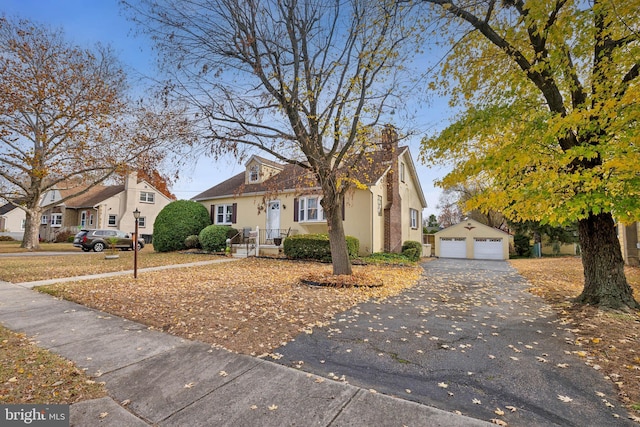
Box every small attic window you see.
[249,165,259,182]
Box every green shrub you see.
[401,240,423,261]
[227,228,240,239]
[0,235,15,241]
[199,225,232,252]
[364,252,413,265]
[153,200,211,252]
[514,233,531,257]
[184,235,200,249]
[54,230,74,243]
[283,234,359,261]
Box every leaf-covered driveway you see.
[273,259,635,427]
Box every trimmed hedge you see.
[401,240,423,262]
[199,225,232,252]
[153,200,211,252]
[283,233,359,261]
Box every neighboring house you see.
[618,222,639,267]
[0,203,26,240]
[192,129,427,256]
[39,172,173,242]
[434,218,510,260]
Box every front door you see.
[266,200,280,241]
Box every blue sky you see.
[2,0,452,218]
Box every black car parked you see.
[73,229,144,252]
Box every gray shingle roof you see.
[192,149,405,201]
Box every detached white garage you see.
[435,219,510,260]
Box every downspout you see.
[370,190,375,254]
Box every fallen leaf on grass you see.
[494,408,505,416]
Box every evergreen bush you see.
[401,240,423,261]
[153,200,211,252]
[199,225,232,252]
[514,233,531,257]
[283,234,359,261]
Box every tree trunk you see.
[576,212,640,310]
[321,189,352,276]
[327,208,352,275]
[21,210,41,250]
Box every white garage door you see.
[473,238,504,260]
[440,238,467,258]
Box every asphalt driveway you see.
[274,259,634,426]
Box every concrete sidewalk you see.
[0,279,490,426]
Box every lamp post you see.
[133,208,140,279]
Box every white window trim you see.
[249,165,259,182]
[89,213,94,226]
[108,214,117,227]
[298,196,325,223]
[140,191,155,203]
[215,204,233,225]
[51,213,63,227]
[138,216,146,228]
[41,215,48,225]
[80,211,87,227]
[410,208,418,229]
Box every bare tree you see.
[121,0,424,275]
[0,16,190,249]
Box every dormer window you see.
[249,165,259,182]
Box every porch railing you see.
[259,228,297,245]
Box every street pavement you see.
[274,259,635,426]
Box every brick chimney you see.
[382,125,402,253]
[381,124,399,162]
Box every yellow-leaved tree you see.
[420,0,639,309]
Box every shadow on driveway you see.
[274,259,634,426]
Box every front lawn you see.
[37,258,423,356]
[510,257,640,415]
[0,326,106,404]
[0,248,225,283]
